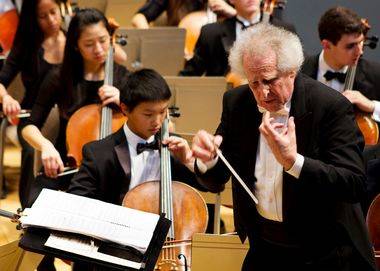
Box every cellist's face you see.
[122,100,169,140]
[323,33,364,69]
[77,22,110,66]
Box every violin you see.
[122,110,208,271]
[345,19,379,145]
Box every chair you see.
[366,193,380,268]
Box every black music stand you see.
[18,214,171,271]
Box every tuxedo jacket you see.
[196,74,376,270]
[179,16,296,76]
[67,128,205,205]
[301,54,380,101]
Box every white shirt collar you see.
[123,123,155,152]
[236,13,261,27]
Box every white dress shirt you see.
[317,51,380,121]
[254,103,304,222]
[235,14,261,39]
[123,123,160,190]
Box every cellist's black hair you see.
[318,6,367,45]
[120,69,171,112]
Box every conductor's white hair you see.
[229,23,304,77]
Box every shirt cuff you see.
[285,153,304,179]
[372,100,380,122]
[195,157,219,174]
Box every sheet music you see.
[20,189,159,253]
[45,233,142,269]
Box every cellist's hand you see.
[342,90,375,113]
[98,85,120,106]
[41,141,64,178]
[163,136,194,165]
[1,94,21,118]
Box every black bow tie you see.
[136,140,159,154]
[236,18,256,30]
[323,70,347,83]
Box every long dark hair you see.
[12,0,62,68]
[59,8,111,114]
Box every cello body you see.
[123,181,208,270]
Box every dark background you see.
[280,0,379,62]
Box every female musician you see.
[0,0,65,209]
[21,8,129,180]
[131,0,236,28]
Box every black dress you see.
[0,46,58,208]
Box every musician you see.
[0,0,65,209]
[20,8,129,190]
[301,6,380,125]
[131,0,236,28]
[68,68,204,204]
[179,0,296,76]
[191,23,376,270]
[301,6,380,213]
[67,69,206,270]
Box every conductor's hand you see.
[191,130,223,163]
[259,112,297,170]
[2,94,21,118]
[41,142,64,178]
[342,90,375,113]
[163,136,193,165]
[98,85,120,106]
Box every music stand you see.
[191,233,249,271]
[19,214,171,271]
[164,76,227,134]
[116,28,186,75]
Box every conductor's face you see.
[243,50,296,112]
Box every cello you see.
[65,20,127,166]
[122,112,208,271]
[366,193,380,268]
[344,19,379,145]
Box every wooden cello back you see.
[366,193,380,268]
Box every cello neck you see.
[99,46,114,139]
[343,65,356,91]
[160,114,175,239]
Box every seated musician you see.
[66,68,206,271]
[179,0,296,76]
[20,8,129,201]
[190,23,376,270]
[301,6,380,213]
[67,68,205,203]
[131,0,236,29]
[302,6,380,128]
